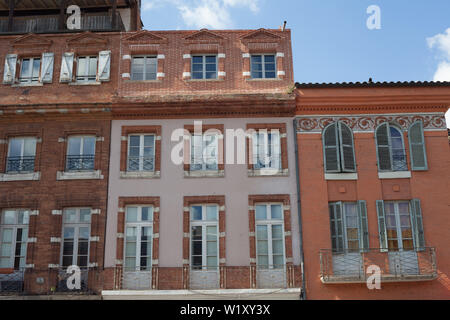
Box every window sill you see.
[68,81,102,86]
[378,171,411,179]
[57,170,104,180]
[12,83,44,87]
[185,79,224,82]
[184,170,224,178]
[0,172,40,181]
[120,171,161,179]
[248,168,288,177]
[325,173,358,180]
[246,78,282,81]
[123,80,162,83]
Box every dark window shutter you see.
[376,123,392,171]
[338,122,356,172]
[323,123,340,173]
[376,200,388,252]
[329,202,344,253]
[410,199,425,251]
[408,121,428,171]
[357,200,369,251]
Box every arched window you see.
[408,121,428,171]
[375,123,407,171]
[322,121,356,173]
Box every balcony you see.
[66,155,95,172]
[319,248,437,284]
[0,13,125,34]
[127,156,155,172]
[6,156,35,173]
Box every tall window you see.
[66,136,96,171]
[0,210,29,269]
[76,56,97,83]
[251,54,276,79]
[127,135,155,172]
[19,57,40,84]
[375,123,407,172]
[329,201,369,253]
[323,122,356,173]
[190,205,218,270]
[255,204,285,269]
[6,137,36,173]
[61,208,91,268]
[124,206,153,272]
[131,56,157,81]
[191,55,217,79]
[252,130,281,170]
[190,133,218,171]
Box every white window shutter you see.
[272,130,281,170]
[40,52,54,83]
[3,54,17,84]
[97,50,111,82]
[251,131,258,167]
[60,52,74,83]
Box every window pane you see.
[265,71,276,78]
[205,63,216,72]
[272,225,283,239]
[207,242,217,255]
[205,56,216,63]
[125,242,136,256]
[191,206,202,221]
[258,255,269,268]
[141,226,152,241]
[257,240,268,254]
[191,226,202,240]
[32,58,41,77]
[206,206,218,221]
[8,139,22,157]
[125,257,136,269]
[206,226,217,241]
[207,256,217,268]
[141,207,153,221]
[126,227,137,241]
[271,205,282,219]
[273,255,284,268]
[192,241,202,255]
[192,63,203,72]
[192,72,203,79]
[80,209,91,223]
[88,57,97,76]
[126,207,138,222]
[77,57,86,75]
[64,209,77,223]
[144,135,154,147]
[251,55,262,63]
[83,137,96,155]
[78,241,89,255]
[68,137,81,155]
[21,59,30,78]
[0,243,11,256]
[79,227,89,240]
[63,227,74,239]
[256,225,268,240]
[63,241,73,255]
[18,211,29,225]
[78,255,88,267]
[129,135,140,147]
[62,256,73,267]
[205,72,216,79]
[192,56,203,63]
[3,211,16,224]
[23,139,36,156]
[255,205,267,220]
[264,55,275,63]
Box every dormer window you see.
[251,54,276,79]
[19,58,41,84]
[192,55,217,79]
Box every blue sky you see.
[141,0,450,126]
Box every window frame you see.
[127,134,156,172]
[255,203,285,270]
[6,137,37,174]
[0,209,29,269]
[19,57,41,84]
[250,54,277,79]
[189,204,219,271]
[375,123,408,172]
[190,132,219,171]
[123,205,154,272]
[60,208,91,268]
[191,54,217,80]
[252,129,281,171]
[384,201,414,252]
[66,135,96,172]
[130,55,158,81]
[76,56,98,83]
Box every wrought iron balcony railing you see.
[0,269,25,293]
[392,153,408,171]
[65,155,95,171]
[319,247,437,284]
[6,156,35,173]
[127,156,155,172]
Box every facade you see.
[295,82,450,299]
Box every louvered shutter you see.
[329,202,344,253]
[408,121,428,171]
[323,123,340,172]
[97,50,111,82]
[40,52,54,83]
[376,123,392,171]
[358,200,369,251]
[339,122,356,172]
[410,199,425,251]
[271,130,281,170]
[376,200,388,252]
[3,54,17,84]
[60,52,74,83]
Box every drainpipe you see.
[293,118,307,300]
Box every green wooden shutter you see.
[358,200,369,252]
[376,123,392,171]
[323,123,340,173]
[410,199,425,251]
[329,202,344,253]
[339,122,356,172]
[408,121,428,171]
[376,200,388,252]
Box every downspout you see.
[293,117,307,300]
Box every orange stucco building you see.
[295,82,450,299]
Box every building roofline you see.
[295,81,450,89]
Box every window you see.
[408,121,428,171]
[76,56,97,83]
[190,133,218,171]
[329,201,369,253]
[0,209,29,269]
[124,206,153,271]
[6,137,36,173]
[66,136,96,171]
[323,122,356,173]
[61,208,91,268]
[131,56,157,81]
[251,54,276,79]
[255,204,285,269]
[127,135,155,172]
[190,205,218,270]
[251,129,281,170]
[192,55,217,79]
[19,58,41,84]
[376,123,407,172]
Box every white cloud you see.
[427,28,450,81]
[141,0,260,29]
